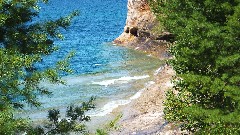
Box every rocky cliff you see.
[114,0,172,59]
[114,0,156,44]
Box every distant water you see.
[19,0,163,126]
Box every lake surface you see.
[19,0,163,130]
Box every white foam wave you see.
[130,81,155,100]
[135,47,140,50]
[130,89,144,100]
[87,100,131,117]
[88,90,144,116]
[92,75,150,86]
[147,54,152,57]
[88,80,156,116]
[154,66,164,75]
[94,64,102,66]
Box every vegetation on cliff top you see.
[150,0,240,134]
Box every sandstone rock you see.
[114,0,156,44]
[113,0,171,60]
[126,0,155,28]
[138,30,151,38]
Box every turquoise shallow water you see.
[18,0,163,124]
[20,46,163,120]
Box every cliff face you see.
[125,0,155,29]
[114,0,156,44]
[114,0,172,59]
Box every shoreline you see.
[108,40,182,134]
[111,65,177,134]
[107,1,178,133]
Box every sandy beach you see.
[109,39,183,135]
[111,65,176,134]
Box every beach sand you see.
[108,39,184,134]
[111,65,181,135]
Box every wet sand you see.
[111,65,181,135]
[108,39,184,134]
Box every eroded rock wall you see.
[114,0,156,44]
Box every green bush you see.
[149,0,240,134]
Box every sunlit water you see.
[17,0,164,131]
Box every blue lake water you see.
[19,0,163,126]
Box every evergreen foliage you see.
[0,0,96,134]
[0,0,78,109]
[27,97,95,135]
[149,0,240,134]
[0,107,29,134]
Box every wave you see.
[130,81,155,100]
[87,93,139,117]
[92,75,150,86]
[130,89,144,100]
[94,64,102,66]
[88,80,156,117]
[154,65,165,75]
[87,100,131,117]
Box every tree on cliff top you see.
[0,0,95,134]
[149,0,240,134]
